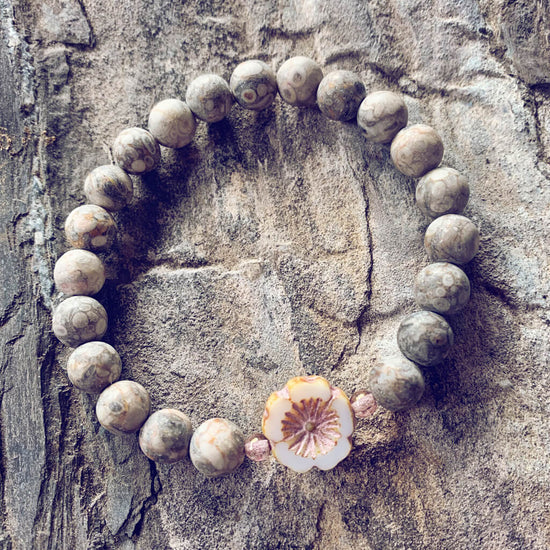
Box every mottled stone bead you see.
[139,409,193,463]
[415,262,471,315]
[84,165,133,211]
[96,380,151,435]
[67,341,122,393]
[148,99,197,148]
[230,60,277,111]
[350,390,378,418]
[52,296,108,347]
[185,74,234,123]
[112,128,161,175]
[54,249,105,296]
[316,70,366,121]
[390,124,444,177]
[277,56,323,107]
[190,418,245,477]
[357,91,408,143]
[424,214,480,265]
[416,167,470,218]
[65,204,116,251]
[368,356,425,411]
[397,311,454,367]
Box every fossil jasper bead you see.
[425,214,480,264]
[148,99,197,148]
[397,311,454,367]
[113,128,161,174]
[277,56,323,107]
[67,341,122,393]
[52,296,108,347]
[416,167,470,218]
[185,74,234,123]
[96,380,151,435]
[230,60,277,111]
[357,91,408,143]
[316,70,366,121]
[415,262,471,314]
[190,418,245,477]
[84,165,133,211]
[65,204,116,251]
[391,124,444,177]
[139,409,193,463]
[54,249,105,296]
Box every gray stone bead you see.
[316,70,366,121]
[277,56,323,107]
[52,296,108,348]
[96,380,151,435]
[148,98,197,148]
[67,341,122,393]
[139,409,193,463]
[112,127,161,175]
[84,164,134,211]
[54,249,105,296]
[185,74,234,123]
[424,214,480,265]
[368,355,425,411]
[397,311,454,367]
[64,204,117,251]
[230,60,277,111]
[190,418,245,477]
[390,124,444,177]
[416,167,470,218]
[415,262,471,315]
[357,91,408,143]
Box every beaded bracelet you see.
[51,56,480,476]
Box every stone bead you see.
[112,128,161,175]
[148,99,197,148]
[52,296,108,348]
[53,249,105,297]
[84,165,133,211]
[67,341,122,393]
[350,390,378,419]
[277,56,323,107]
[64,204,116,251]
[230,60,277,111]
[96,380,151,435]
[390,124,444,177]
[368,356,425,412]
[397,311,454,367]
[415,262,471,315]
[357,91,408,143]
[185,74,234,123]
[139,409,193,463]
[189,418,245,477]
[244,433,271,462]
[416,167,470,218]
[316,70,366,121]
[424,214,480,265]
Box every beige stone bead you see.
[357,91,408,143]
[416,167,470,218]
[84,165,133,212]
[230,60,277,111]
[185,74,234,122]
[112,128,161,174]
[54,249,105,296]
[277,56,323,107]
[148,99,197,148]
[316,70,366,121]
[64,204,116,251]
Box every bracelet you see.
[51,56,480,476]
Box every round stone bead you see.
[65,204,116,251]
[425,214,480,265]
[277,56,323,107]
[185,74,234,123]
[397,311,454,367]
[416,167,470,218]
[230,60,277,111]
[189,418,245,477]
[139,409,193,463]
[148,99,197,148]
[67,341,122,393]
[84,165,133,212]
[357,91,408,143]
[52,296,108,347]
[112,128,161,175]
[54,249,105,296]
[369,356,425,412]
[96,380,151,435]
[316,70,366,121]
[415,262,471,315]
[390,124,444,177]
[244,433,271,462]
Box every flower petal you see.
[272,441,315,473]
[313,436,352,471]
[330,390,355,437]
[287,376,331,403]
[262,393,292,442]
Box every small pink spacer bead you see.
[244,433,271,462]
[350,390,378,419]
